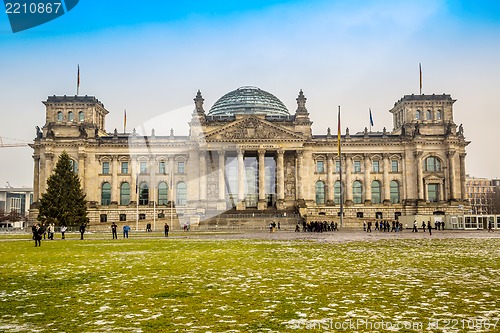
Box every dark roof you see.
[46,95,105,108]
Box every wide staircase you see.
[198,208,302,230]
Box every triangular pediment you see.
[423,173,444,181]
[203,116,306,142]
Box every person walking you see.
[422,221,426,232]
[488,220,494,232]
[34,223,43,247]
[61,224,67,239]
[79,223,86,240]
[427,221,432,236]
[412,220,418,232]
[111,222,118,239]
[164,223,169,237]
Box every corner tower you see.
[42,95,109,139]
[389,94,456,136]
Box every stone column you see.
[364,154,372,204]
[415,151,424,200]
[257,149,266,210]
[237,149,245,210]
[78,153,86,192]
[131,157,138,204]
[447,150,456,201]
[459,153,467,200]
[44,152,54,192]
[111,156,118,204]
[199,151,207,202]
[33,154,40,202]
[345,154,353,204]
[326,154,334,204]
[383,153,390,204]
[276,149,285,209]
[217,150,226,210]
[296,151,304,200]
[149,156,155,205]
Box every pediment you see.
[203,116,306,142]
[423,173,444,181]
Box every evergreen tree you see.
[38,151,88,227]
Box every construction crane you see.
[0,136,30,148]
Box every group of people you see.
[110,222,131,238]
[411,220,444,235]
[295,220,339,233]
[364,220,403,233]
[32,222,67,246]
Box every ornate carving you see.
[208,117,302,141]
[284,155,296,199]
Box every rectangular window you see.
[178,161,185,174]
[100,214,107,223]
[121,162,129,174]
[372,161,380,172]
[316,160,324,173]
[354,161,361,173]
[159,161,166,174]
[140,162,148,174]
[102,162,110,174]
[119,214,126,221]
[335,161,340,173]
[428,184,439,202]
[391,160,398,172]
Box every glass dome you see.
[208,86,290,117]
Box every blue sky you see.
[1,0,500,186]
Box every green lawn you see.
[0,235,499,332]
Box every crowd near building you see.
[29,86,474,228]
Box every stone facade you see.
[30,88,470,227]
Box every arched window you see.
[390,180,400,203]
[334,181,341,204]
[426,110,432,120]
[176,182,187,206]
[139,183,149,205]
[425,157,441,172]
[69,159,78,174]
[353,181,363,204]
[57,111,63,122]
[68,111,74,122]
[158,182,168,205]
[416,110,421,120]
[120,182,130,206]
[315,181,325,205]
[371,180,381,204]
[436,110,442,120]
[78,111,84,122]
[101,182,111,206]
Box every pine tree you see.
[38,151,88,227]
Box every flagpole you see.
[170,163,173,231]
[123,109,127,134]
[369,108,372,133]
[76,64,80,96]
[338,105,343,228]
[136,173,139,231]
[153,181,156,232]
[419,63,422,95]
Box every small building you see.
[0,187,33,228]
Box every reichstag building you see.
[30,86,470,227]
